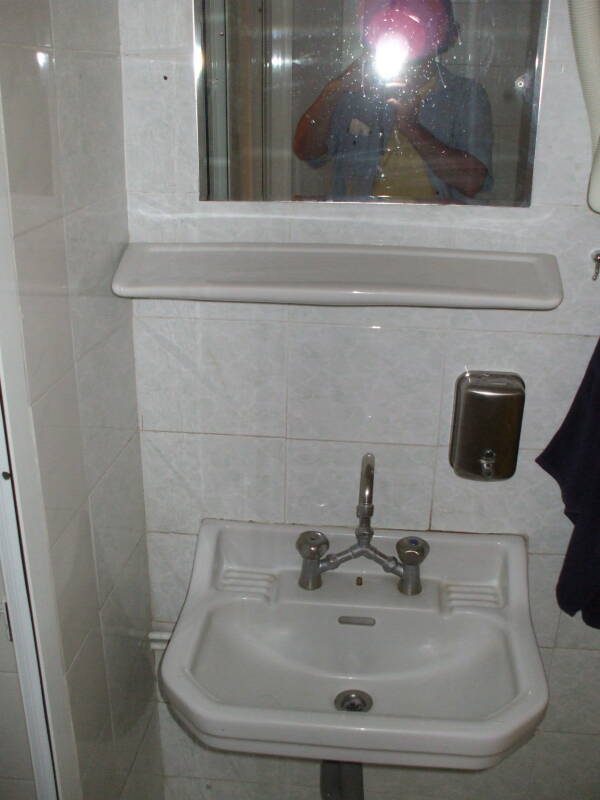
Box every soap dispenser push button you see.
[450,371,525,481]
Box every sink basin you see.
[160,520,548,769]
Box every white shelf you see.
[113,242,563,309]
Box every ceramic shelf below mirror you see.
[113,242,563,310]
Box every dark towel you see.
[536,337,600,628]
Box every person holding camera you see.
[293,0,492,203]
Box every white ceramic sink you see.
[160,520,548,769]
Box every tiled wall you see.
[122,0,600,798]
[0,1,152,797]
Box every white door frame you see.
[0,404,58,800]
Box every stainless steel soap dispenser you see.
[449,371,525,481]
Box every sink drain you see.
[334,689,373,712]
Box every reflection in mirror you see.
[195,0,548,205]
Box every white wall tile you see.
[89,435,146,604]
[51,505,99,668]
[446,214,600,339]
[439,331,596,449]
[65,627,112,780]
[119,0,193,54]
[142,432,285,533]
[123,773,316,800]
[120,770,164,800]
[134,703,281,782]
[55,51,125,213]
[364,734,536,800]
[0,673,33,780]
[540,647,553,678]
[368,793,438,800]
[0,779,37,800]
[532,60,591,209]
[286,304,452,330]
[286,440,435,530]
[528,555,562,648]
[134,299,289,323]
[65,192,129,359]
[32,368,87,543]
[0,43,63,234]
[287,324,445,445]
[555,610,600,650]
[100,538,153,773]
[147,533,196,623]
[287,202,542,253]
[121,55,197,194]
[51,0,120,52]
[13,218,73,402]
[126,193,294,243]
[431,448,572,552]
[530,732,600,799]
[545,0,571,66]
[135,317,287,436]
[543,649,600,734]
[80,719,124,800]
[0,0,52,47]
[77,323,138,490]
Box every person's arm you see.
[388,93,488,198]
[293,61,362,162]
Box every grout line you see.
[140,429,440,447]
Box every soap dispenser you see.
[449,371,525,481]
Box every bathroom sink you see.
[160,520,547,769]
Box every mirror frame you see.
[193,0,550,206]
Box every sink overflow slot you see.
[338,616,376,626]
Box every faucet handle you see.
[296,530,329,560]
[396,536,430,566]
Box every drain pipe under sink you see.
[321,761,364,800]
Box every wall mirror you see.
[194,0,548,205]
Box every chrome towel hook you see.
[592,251,600,281]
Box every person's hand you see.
[386,90,422,133]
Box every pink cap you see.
[362,0,452,61]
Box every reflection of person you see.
[293,0,492,202]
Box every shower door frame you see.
[0,396,58,800]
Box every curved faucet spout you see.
[358,453,375,508]
[356,453,375,544]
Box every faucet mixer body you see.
[296,453,429,595]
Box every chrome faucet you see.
[296,453,429,595]
[355,453,375,546]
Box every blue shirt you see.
[312,66,493,203]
